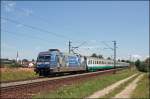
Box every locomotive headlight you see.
[45,62,50,64]
[37,62,42,65]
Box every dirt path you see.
[114,74,144,98]
[87,73,138,98]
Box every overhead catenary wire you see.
[101,41,114,50]
[1,17,72,40]
[2,30,58,47]
[3,30,60,45]
[14,7,83,43]
[1,17,116,58]
[1,17,90,53]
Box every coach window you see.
[88,60,90,64]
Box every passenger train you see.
[34,49,129,76]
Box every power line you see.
[3,30,57,43]
[2,30,57,46]
[15,8,83,43]
[69,41,71,53]
[16,8,57,27]
[101,41,113,50]
[1,17,71,40]
[112,40,117,74]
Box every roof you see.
[39,51,51,55]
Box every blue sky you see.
[1,1,149,61]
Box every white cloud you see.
[2,1,33,18]
[90,40,97,43]
[132,54,141,59]
[130,54,143,61]
[16,24,23,28]
[1,19,7,24]
[146,55,149,58]
[21,8,33,16]
[2,1,16,12]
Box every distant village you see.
[1,58,36,68]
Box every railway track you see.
[0,68,124,98]
[1,76,44,84]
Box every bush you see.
[135,59,149,72]
[10,63,22,67]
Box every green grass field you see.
[1,68,38,82]
[131,73,149,98]
[33,68,138,98]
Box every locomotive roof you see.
[39,51,51,55]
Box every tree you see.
[126,60,130,63]
[107,57,111,60]
[32,59,35,62]
[144,57,150,64]
[135,59,141,68]
[135,59,149,72]
[12,59,16,63]
[22,59,28,62]
[91,53,97,58]
[98,55,103,59]
[144,57,150,72]
[121,60,125,62]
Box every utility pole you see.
[112,41,116,74]
[16,51,19,63]
[102,40,117,74]
[129,54,132,70]
[69,41,71,53]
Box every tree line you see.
[135,57,149,72]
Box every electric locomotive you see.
[34,49,87,76]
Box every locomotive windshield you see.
[37,55,50,62]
